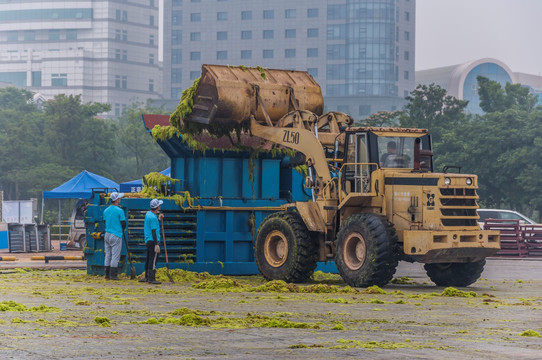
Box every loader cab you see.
[342,128,433,193]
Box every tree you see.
[360,111,402,127]
[113,101,169,181]
[398,84,470,172]
[43,94,111,168]
[477,76,537,114]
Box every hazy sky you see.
[416,0,542,75]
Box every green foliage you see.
[477,76,537,113]
[113,100,169,181]
[359,110,402,127]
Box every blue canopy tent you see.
[119,168,170,193]
[43,170,119,200]
[41,170,119,234]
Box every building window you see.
[217,51,227,60]
[49,30,60,41]
[263,30,274,39]
[150,15,155,26]
[7,31,17,42]
[115,75,121,88]
[285,9,296,18]
[51,73,67,87]
[172,30,182,45]
[115,29,121,40]
[173,0,182,5]
[122,11,128,22]
[190,71,200,80]
[66,29,77,40]
[241,50,252,59]
[172,49,182,64]
[115,49,121,60]
[122,76,127,88]
[404,31,410,41]
[327,44,345,59]
[263,10,274,19]
[307,8,319,18]
[122,30,127,41]
[263,49,273,59]
[307,48,318,58]
[172,11,182,25]
[327,24,346,40]
[149,35,155,45]
[404,70,409,80]
[307,28,318,38]
[328,4,347,20]
[24,31,35,41]
[150,0,155,7]
[405,11,410,21]
[217,31,228,40]
[115,103,121,116]
[285,49,296,58]
[122,50,127,61]
[191,13,201,22]
[32,71,42,86]
[307,68,318,78]
[404,51,409,61]
[241,31,252,40]
[241,11,252,20]
[190,32,201,41]
[359,105,371,116]
[285,29,296,38]
[149,79,154,92]
[217,12,227,21]
[149,54,154,64]
[116,10,121,20]
[337,105,349,114]
[172,69,182,83]
[190,0,199,2]
[190,51,200,60]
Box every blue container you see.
[60,243,67,251]
[83,129,336,276]
[0,230,8,249]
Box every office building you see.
[163,0,416,120]
[0,0,161,117]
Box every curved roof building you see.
[416,58,517,114]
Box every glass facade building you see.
[162,0,416,120]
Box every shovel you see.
[122,231,136,280]
[160,217,174,283]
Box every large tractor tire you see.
[255,211,317,283]
[424,260,486,287]
[335,213,399,288]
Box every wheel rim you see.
[343,232,366,271]
[264,230,288,267]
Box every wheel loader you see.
[178,64,501,287]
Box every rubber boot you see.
[109,267,120,280]
[147,270,161,285]
[104,266,110,280]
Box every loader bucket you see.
[187,64,324,126]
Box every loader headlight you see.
[466,177,473,186]
[444,177,451,186]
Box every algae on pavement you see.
[0,265,541,359]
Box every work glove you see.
[154,244,160,254]
[91,232,104,240]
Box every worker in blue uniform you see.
[143,198,163,284]
[103,192,125,280]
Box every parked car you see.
[477,208,536,228]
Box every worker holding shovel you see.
[142,198,163,284]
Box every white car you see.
[477,208,536,228]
